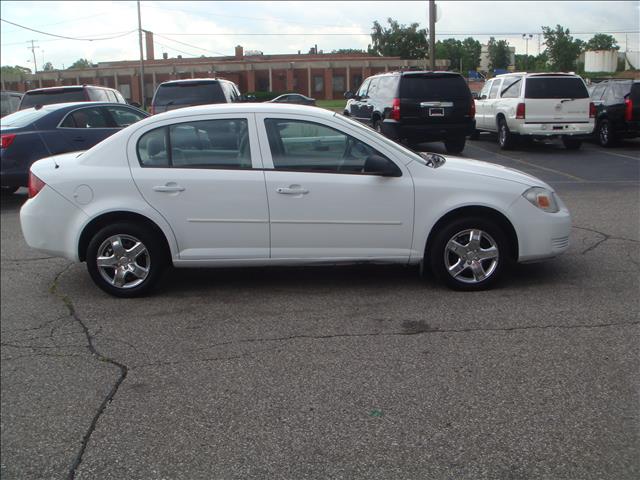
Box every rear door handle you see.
[276,187,309,195]
[153,183,185,193]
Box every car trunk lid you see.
[524,75,591,124]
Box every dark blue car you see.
[1,102,148,193]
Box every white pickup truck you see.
[473,72,595,150]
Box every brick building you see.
[1,40,449,104]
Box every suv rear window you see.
[525,77,588,99]
[153,82,226,107]
[400,75,469,99]
[20,89,87,108]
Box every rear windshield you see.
[153,82,226,106]
[20,89,86,108]
[1,108,49,128]
[400,75,469,99]
[525,77,589,99]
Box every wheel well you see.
[425,206,519,261]
[496,113,506,128]
[78,211,172,262]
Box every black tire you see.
[497,118,516,150]
[86,222,167,298]
[444,136,466,154]
[428,216,511,291]
[562,136,582,150]
[469,129,480,140]
[1,186,19,195]
[372,117,382,134]
[596,119,616,147]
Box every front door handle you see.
[276,186,309,195]
[153,183,185,193]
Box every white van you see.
[473,73,595,150]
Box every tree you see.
[436,38,462,71]
[541,25,582,71]
[369,18,428,59]
[585,34,619,51]
[42,62,55,71]
[67,58,92,69]
[331,48,367,55]
[461,37,482,72]
[515,54,536,71]
[487,37,511,70]
[1,65,31,80]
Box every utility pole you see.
[429,0,436,70]
[137,0,146,109]
[28,40,39,73]
[522,34,533,70]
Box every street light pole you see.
[522,33,533,70]
[429,0,436,70]
[137,0,146,109]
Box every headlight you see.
[523,187,560,213]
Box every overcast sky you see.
[1,1,638,70]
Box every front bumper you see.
[382,119,476,142]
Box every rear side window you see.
[20,89,86,108]
[137,118,251,169]
[525,77,589,99]
[60,107,111,128]
[400,75,469,100]
[91,89,110,101]
[105,106,146,127]
[153,82,226,108]
[500,77,522,99]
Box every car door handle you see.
[276,187,309,195]
[153,184,185,193]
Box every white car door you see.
[127,113,270,260]
[475,80,492,130]
[255,113,414,261]
[486,79,503,131]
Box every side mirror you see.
[363,155,401,177]
[242,94,256,102]
[344,91,354,99]
[471,92,478,100]
[129,101,141,108]
[478,94,487,100]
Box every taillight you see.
[469,97,476,118]
[28,171,46,198]
[624,98,633,121]
[1,133,16,149]
[516,103,526,119]
[390,98,401,121]
[590,102,597,119]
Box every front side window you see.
[357,79,371,98]
[479,80,492,99]
[105,106,147,127]
[501,78,522,98]
[264,118,393,174]
[60,107,111,128]
[136,118,251,169]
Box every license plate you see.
[429,108,444,117]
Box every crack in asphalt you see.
[48,264,129,480]
[573,225,639,255]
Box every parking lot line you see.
[582,146,640,161]
[465,143,588,183]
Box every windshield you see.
[525,77,589,99]
[154,82,226,106]
[0,108,49,128]
[20,89,86,108]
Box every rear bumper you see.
[516,121,594,137]
[381,119,475,142]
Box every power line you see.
[154,33,228,57]
[0,18,137,41]
[155,30,638,37]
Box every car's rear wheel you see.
[562,136,582,150]
[498,118,516,150]
[86,223,167,297]
[444,137,466,154]
[596,119,615,147]
[428,217,510,291]
[372,118,382,134]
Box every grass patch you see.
[316,99,347,110]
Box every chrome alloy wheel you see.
[444,229,499,284]
[599,121,609,145]
[96,234,150,289]
[499,123,507,146]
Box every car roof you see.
[149,102,330,120]
[158,78,232,86]
[24,85,114,93]
[21,101,143,113]
[494,72,581,78]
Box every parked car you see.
[1,91,23,117]
[19,85,127,110]
[343,71,476,154]
[20,103,570,297]
[1,102,148,193]
[473,72,595,150]
[151,78,250,114]
[269,93,316,105]
[589,79,640,147]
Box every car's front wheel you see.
[86,223,167,297]
[428,217,510,291]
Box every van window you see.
[20,88,86,108]
[153,82,226,108]
[525,76,589,99]
[501,78,521,98]
[400,75,469,100]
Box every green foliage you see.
[585,34,619,52]
[42,62,55,71]
[487,37,511,70]
[436,38,462,71]
[369,18,428,59]
[1,65,31,79]
[515,54,536,71]
[541,25,582,71]
[67,58,93,70]
[461,37,482,72]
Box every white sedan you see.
[20,104,571,297]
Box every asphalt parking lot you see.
[1,137,638,479]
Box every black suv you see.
[19,85,127,110]
[344,71,475,154]
[589,79,640,147]
[151,78,250,114]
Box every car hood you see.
[436,156,551,189]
